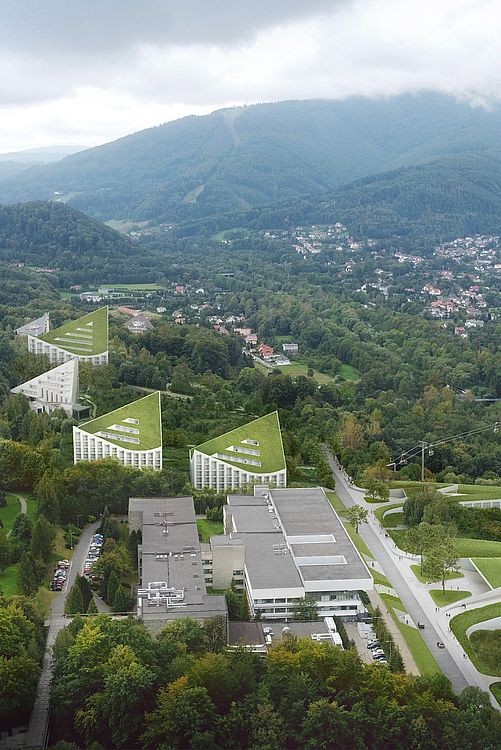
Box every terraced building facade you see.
[73,392,162,470]
[190,412,287,490]
[27,307,108,365]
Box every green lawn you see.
[382,512,404,527]
[102,283,163,291]
[344,522,375,560]
[276,363,336,385]
[471,558,501,588]
[40,306,108,356]
[339,364,360,381]
[253,359,336,386]
[371,569,391,587]
[375,503,404,527]
[25,495,38,522]
[380,593,441,675]
[388,481,501,502]
[80,392,162,451]
[196,518,224,542]
[392,531,501,560]
[429,590,471,606]
[450,602,501,676]
[195,411,285,474]
[490,682,501,708]
[326,492,346,514]
[0,564,19,596]
[0,494,21,532]
[410,564,463,584]
[452,538,501,558]
[397,622,442,675]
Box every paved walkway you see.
[367,589,419,674]
[24,522,99,749]
[328,454,469,691]
[328,453,501,707]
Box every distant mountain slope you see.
[0,201,158,285]
[2,94,501,223]
[173,154,501,247]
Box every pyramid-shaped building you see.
[11,359,79,417]
[73,392,162,470]
[27,307,108,366]
[190,411,286,490]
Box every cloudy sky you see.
[1,0,500,152]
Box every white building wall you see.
[11,359,79,417]
[190,449,286,491]
[27,336,108,366]
[73,426,162,470]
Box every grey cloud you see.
[1,1,342,55]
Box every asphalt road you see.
[51,521,100,617]
[328,454,469,692]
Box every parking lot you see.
[83,532,104,580]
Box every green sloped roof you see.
[79,392,162,451]
[195,412,286,473]
[39,307,108,355]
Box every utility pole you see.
[420,441,427,482]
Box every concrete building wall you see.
[27,335,108,366]
[73,427,162,470]
[210,543,245,590]
[190,449,286,491]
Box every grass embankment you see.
[452,538,501,558]
[375,503,403,526]
[326,492,347,514]
[196,518,224,543]
[429,590,471,606]
[410,564,463,584]
[450,602,501,676]
[379,593,441,675]
[388,481,501,501]
[471,558,501,588]
[490,682,501,707]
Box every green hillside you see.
[0,201,162,285]
[4,94,501,223]
[177,153,501,248]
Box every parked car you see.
[372,649,385,658]
[263,627,274,636]
[367,641,381,649]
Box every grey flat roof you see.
[227,494,263,506]
[130,497,214,609]
[229,621,265,646]
[241,532,303,589]
[228,503,279,533]
[269,488,370,582]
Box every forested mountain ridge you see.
[0,201,160,285]
[3,94,501,223]
[175,153,501,250]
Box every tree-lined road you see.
[328,453,470,692]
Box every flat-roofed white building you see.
[207,487,373,621]
[27,307,108,366]
[16,312,50,337]
[73,392,162,470]
[11,359,79,417]
[190,412,287,491]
